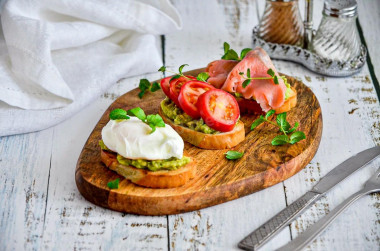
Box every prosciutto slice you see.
[205,59,238,88]
[221,47,286,112]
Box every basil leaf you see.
[170,74,181,82]
[138,90,145,99]
[146,114,165,134]
[225,150,244,160]
[127,107,146,121]
[276,112,287,128]
[265,110,275,119]
[271,135,289,146]
[247,68,251,78]
[178,64,188,74]
[290,131,306,144]
[197,72,210,82]
[222,49,239,60]
[150,82,161,92]
[240,48,252,59]
[242,79,251,88]
[267,68,275,77]
[223,42,230,54]
[288,122,299,134]
[139,79,151,91]
[109,108,130,120]
[158,66,166,72]
[107,178,120,189]
[251,116,265,130]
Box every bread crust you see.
[159,107,245,149]
[101,150,196,188]
[275,87,297,114]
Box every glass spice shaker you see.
[311,0,361,62]
[258,0,304,46]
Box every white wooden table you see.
[1,1,379,250]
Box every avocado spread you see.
[160,98,218,134]
[99,140,189,171]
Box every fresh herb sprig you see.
[239,68,286,88]
[225,150,244,160]
[251,110,306,146]
[158,65,210,83]
[221,42,252,61]
[109,107,165,134]
[107,178,120,189]
[138,79,161,99]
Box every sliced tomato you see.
[169,75,196,107]
[197,89,240,132]
[178,81,215,119]
[160,76,172,98]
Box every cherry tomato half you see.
[160,76,172,98]
[197,89,240,132]
[169,75,196,107]
[178,80,215,119]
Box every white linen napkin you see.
[0,0,181,136]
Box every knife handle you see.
[238,191,321,251]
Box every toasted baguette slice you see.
[101,150,196,188]
[159,107,245,149]
[275,87,297,114]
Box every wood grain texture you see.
[75,68,322,215]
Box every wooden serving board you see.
[76,68,322,216]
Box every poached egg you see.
[101,117,184,160]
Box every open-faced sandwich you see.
[99,107,195,188]
[157,71,245,149]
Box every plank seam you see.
[356,18,380,101]
[42,129,54,235]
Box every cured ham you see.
[205,60,238,88]
[221,48,287,112]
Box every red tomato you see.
[197,89,240,132]
[160,76,172,98]
[169,75,196,107]
[178,81,215,119]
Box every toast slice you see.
[101,150,196,188]
[159,107,245,149]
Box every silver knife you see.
[238,146,380,251]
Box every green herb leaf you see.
[290,131,306,144]
[170,74,181,82]
[242,79,251,88]
[146,114,165,134]
[267,68,275,77]
[239,72,244,75]
[178,64,188,75]
[107,178,120,189]
[247,68,251,78]
[127,107,146,121]
[197,72,210,82]
[271,135,289,146]
[282,121,291,133]
[276,112,287,128]
[109,108,130,120]
[240,48,252,59]
[288,122,299,134]
[138,90,146,99]
[225,150,244,160]
[150,82,161,92]
[265,110,275,119]
[222,49,239,60]
[223,42,230,54]
[251,116,265,130]
[137,79,151,99]
[273,75,279,85]
[158,66,166,72]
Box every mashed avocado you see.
[160,98,218,134]
[99,140,189,172]
[284,77,291,100]
[117,154,190,172]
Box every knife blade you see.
[238,146,380,251]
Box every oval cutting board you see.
[76,68,322,215]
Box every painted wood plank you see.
[0,129,53,250]
[164,0,290,250]
[40,72,170,250]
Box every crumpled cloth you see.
[0,0,181,136]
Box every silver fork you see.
[278,167,380,251]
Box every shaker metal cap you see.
[324,0,357,18]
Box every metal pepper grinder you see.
[311,0,361,61]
